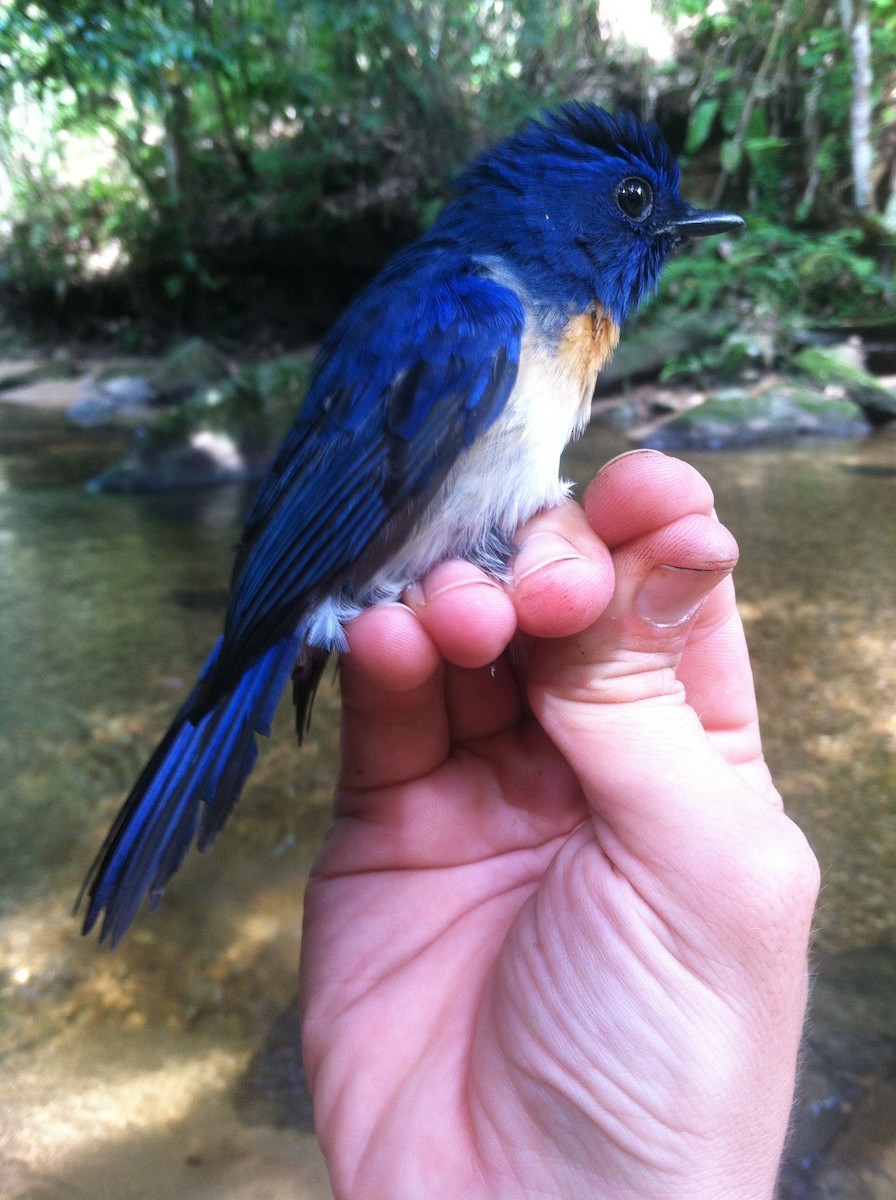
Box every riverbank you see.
[3,337,894,486]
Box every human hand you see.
[299,450,819,1200]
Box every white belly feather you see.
[395,336,592,566]
[303,337,595,649]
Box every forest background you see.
[0,0,894,354]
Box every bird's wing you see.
[207,253,525,700]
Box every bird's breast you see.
[302,304,620,649]
[379,304,620,577]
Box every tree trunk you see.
[838,0,875,213]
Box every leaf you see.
[685,98,720,154]
[720,139,742,173]
[721,88,746,134]
[746,106,768,139]
[743,135,786,164]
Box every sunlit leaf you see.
[721,88,746,134]
[720,138,742,173]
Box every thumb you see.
[528,508,738,717]
[525,509,778,916]
[525,496,817,982]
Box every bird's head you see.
[443,103,743,327]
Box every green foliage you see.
[650,217,895,380]
[684,99,720,154]
[0,0,597,305]
[0,146,150,290]
[667,0,896,222]
[660,219,891,322]
[0,0,894,337]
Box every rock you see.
[793,321,896,375]
[636,383,869,450]
[793,346,896,426]
[88,354,312,492]
[70,339,231,426]
[145,337,231,404]
[68,374,156,425]
[88,429,259,493]
[233,1003,315,1132]
[599,311,730,388]
[591,397,639,430]
[96,374,156,404]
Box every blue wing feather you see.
[207,249,524,699]
[80,246,524,942]
[80,633,303,945]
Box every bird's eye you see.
[616,177,654,222]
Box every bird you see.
[80,103,744,946]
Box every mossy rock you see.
[89,354,312,492]
[145,337,232,402]
[793,346,896,426]
[144,355,310,451]
[600,311,730,388]
[639,383,869,451]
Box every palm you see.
[302,666,592,1192]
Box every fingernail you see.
[602,448,665,467]
[513,531,588,584]
[635,564,730,628]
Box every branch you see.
[190,0,257,188]
[710,1,792,207]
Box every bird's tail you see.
[79,633,305,947]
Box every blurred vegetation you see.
[0,0,894,347]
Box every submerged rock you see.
[233,1003,315,1132]
[90,428,259,492]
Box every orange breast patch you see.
[557,305,620,396]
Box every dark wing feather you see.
[80,251,524,944]
[202,250,524,703]
[79,632,303,945]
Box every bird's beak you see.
[666,203,745,239]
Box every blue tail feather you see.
[80,633,302,947]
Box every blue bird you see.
[80,103,743,946]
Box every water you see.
[0,406,336,1199]
[1,401,894,1198]
[678,438,896,954]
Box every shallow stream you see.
[1,402,894,1198]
